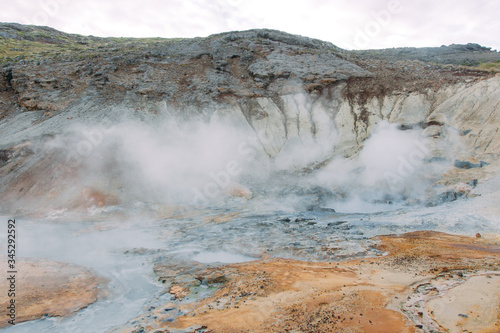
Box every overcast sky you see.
[1,0,499,50]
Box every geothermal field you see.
[0,23,499,332]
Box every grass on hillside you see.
[477,60,500,72]
[0,27,185,65]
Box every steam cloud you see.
[44,115,456,214]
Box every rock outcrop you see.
[0,258,106,328]
[355,43,500,66]
[0,23,499,213]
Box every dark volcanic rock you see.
[454,160,488,169]
[355,43,500,66]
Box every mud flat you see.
[125,231,500,333]
[0,258,106,328]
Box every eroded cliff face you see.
[214,76,500,163]
[0,25,499,214]
[2,25,500,333]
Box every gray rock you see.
[453,160,488,169]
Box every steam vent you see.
[1,23,500,332]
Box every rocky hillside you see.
[0,23,499,214]
[355,43,500,66]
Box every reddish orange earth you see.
[0,258,106,328]
[140,231,500,333]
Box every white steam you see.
[314,121,452,211]
[47,117,271,207]
[45,116,456,213]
